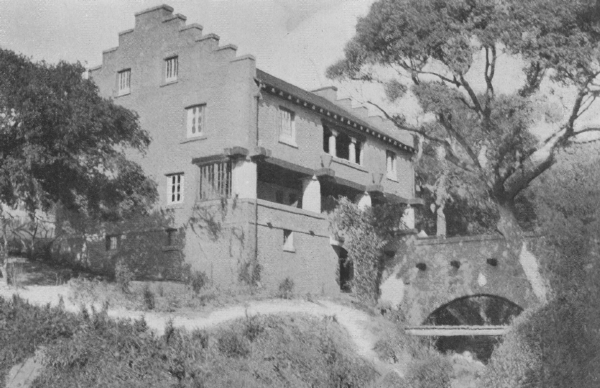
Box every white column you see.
[402,205,415,229]
[232,159,257,199]
[355,192,371,210]
[357,142,363,165]
[301,175,321,213]
[349,137,357,163]
[328,129,338,157]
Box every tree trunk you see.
[497,202,549,304]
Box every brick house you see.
[72,4,422,294]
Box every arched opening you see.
[333,246,353,293]
[424,294,523,363]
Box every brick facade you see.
[54,4,421,294]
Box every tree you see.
[482,146,600,387]
[328,0,600,245]
[0,49,157,272]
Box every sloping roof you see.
[255,69,415,153]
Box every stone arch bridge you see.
[380,234,544,327]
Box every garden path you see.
[1,283,404,387]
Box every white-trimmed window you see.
[186,105,205,138]
[117,69,131,95]
[165,56,178,82]
[199,161,232,200]
[283,229,295,252]
[279,107,296,144]
[167,173,184,205]
[386,150,397,179]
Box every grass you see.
[1,295,380,388]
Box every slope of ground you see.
[1,259,411,387]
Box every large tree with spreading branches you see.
[0,49,157,271]
[328,0,600,245]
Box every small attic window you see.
[165,56,178,82]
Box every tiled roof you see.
[255,69,415,153]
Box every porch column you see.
[232,158,257,199]
[328,129,338,157]
[349,137,357,163]
[401,205,415,229]
[355,192,371,210]
[301,175,321,213]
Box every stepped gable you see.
[255,69,416,153]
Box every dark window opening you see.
[275,190,284,204]
[166,228,177,246]
[338,248,354,292]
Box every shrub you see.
[115,260,134,293]
[142,284,155,310]
[405,353,452,388]
[217,330,250,358]
[242,314,264,342]
[238,260,262,287]
[187,270,209,295]
[277,277,294,299]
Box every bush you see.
[142,284,155,310]
[405,353,452,388]
[187,270,209,295]
[115,260,134,293]
[277,277,294,299]
[482,292,600,388]
[217,330,250,358]
[242,314,264,342]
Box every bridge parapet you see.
[380,234,542,326]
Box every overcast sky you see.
[0,0,373,92]
[1,0,598,136]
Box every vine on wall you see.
[330,198,406,303]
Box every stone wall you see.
[51,227,187,280]
[380,235,542,325]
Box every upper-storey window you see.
[167,173,184,205]
[186,105,205,138]
[386,150,397,180]
[323,125,363,165]
[279,107,296,146]
[165,56,178,82]
[117,69,131,95]
[199,161,232,200]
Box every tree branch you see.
[458,74,483,114]
[438,114,482,170]
[367,101,475,173]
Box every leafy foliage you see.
[329,0,600,232]
[330,198,405,303]
[482,145,600,387]
[0,49,156,220]
[2,296,378,388]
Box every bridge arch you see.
[423,294,523,363]
[424,294,523,326]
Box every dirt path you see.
[1,283,404,383]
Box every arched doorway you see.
[424,294,523,362]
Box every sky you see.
[0,0,598,137]
[0,0,373,92]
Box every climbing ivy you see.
[330,198,406,303]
